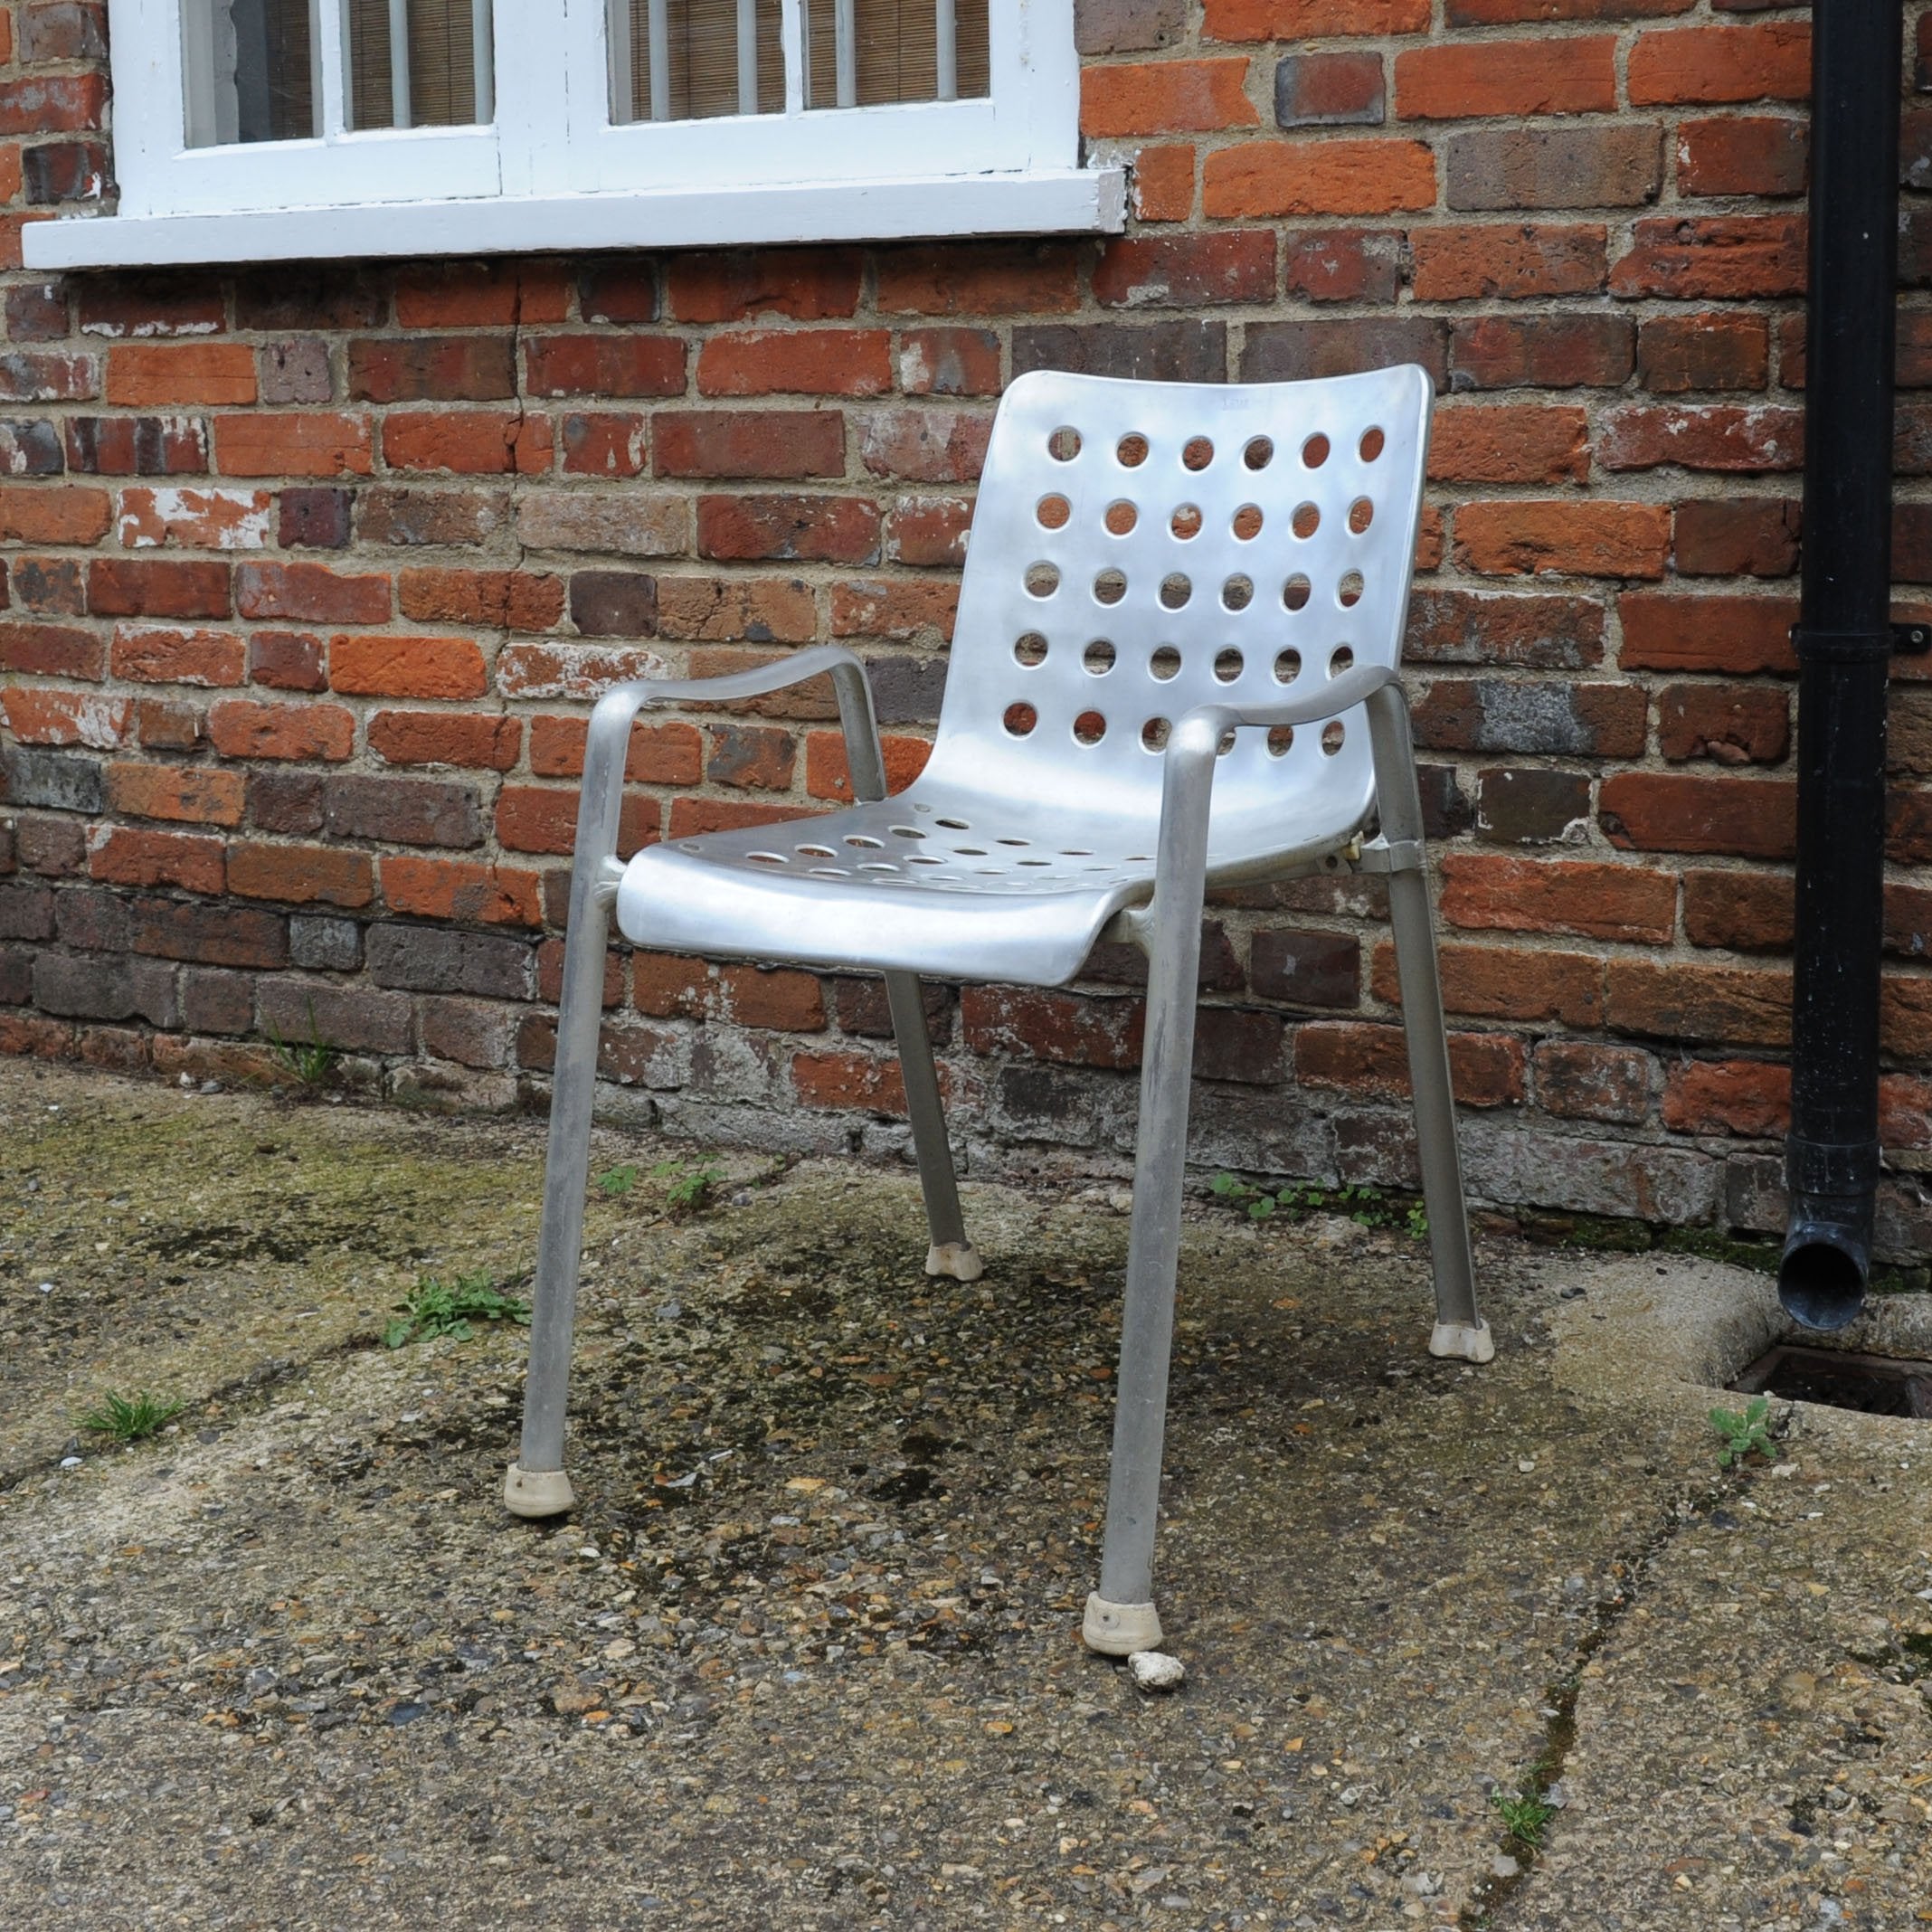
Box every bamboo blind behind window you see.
[350,0,485,128]
[620,0,785,122]
[804,0,988,109]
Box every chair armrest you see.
[1180,660,1401,738]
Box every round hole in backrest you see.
[1049,426,1082,461]
[797,843,836,857]
[1014,631,1047,668]
[747,851,787,865]
[1025,561,1060,598]
[1182,435,1214,471]
[1349,497,1374,535]
[1330,645,1354,677]
[1283,574,1312,612]
[1274,647,1302,684]
[1003,703,1037,737]
[1074,710,1107,745]
[1338,571,1365,610]
[1094,568,1127,606]
[1302,432,1331,469]
[1232,504,1263,541]
[1170,503,1203,541]
[1216,728,1236,757]
[845,834,884,848]
[1083,639,1117,676]
[1150,645,1182,681]
[1214,647,1244,683]
[1321,719,1345,756]
[1222,574,1254,613]
[1266,725,1294,758]
[1243,435,1274,470]
[1160,573,1192,611]
[1105,499,1139,536]
[1117,432,1149,468]
[1359,425,1386,463]
[1292,502,1321,540]
[1037,493,1070,530]
[1141,716,1171,752]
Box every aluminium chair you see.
[504,365,1492,1654]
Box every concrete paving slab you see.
[0,1060,1927,1928]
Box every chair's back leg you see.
[1084,722,1218,1657]
[883,970,982,1282]
[1366,686,1492,1366]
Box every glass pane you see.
[182,0,319,147]
[611,0,783,123]
[348,0,495,130]
[804,0,988,109]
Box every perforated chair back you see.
[918,363,1434,882]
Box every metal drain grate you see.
[1729,1346,1932,1418]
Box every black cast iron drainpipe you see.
[1780,0,1930,1328]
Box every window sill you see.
[24,167,1126,270]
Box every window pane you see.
[182,0,319,147]
[348,0,496,130]
[804,0,988,109]
[611,0,783,123]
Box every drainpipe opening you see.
[1778,1219,1870,1333]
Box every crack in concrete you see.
[1458,1474,1733,1929]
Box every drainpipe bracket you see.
[1785,1134,1882,1198]
[1789,626,1899,664]
[1893,621,1932,656]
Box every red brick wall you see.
[3,0,1931,1253]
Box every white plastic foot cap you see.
[504,1463,576,1518]
[1083,1592,1163,1656]
[925,1241,984,1283]
[1430,1318,1496,1365]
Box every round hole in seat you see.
[1274,647,1302,684]
[1049,426,1082,461]
[1232,504,1263,541]
[1348,497,1374,535]
[1151,645,1182,680]
[1321,719,1346,756]
[1170,503,1203,541]
[907,855,943,866]
[1222,574,1254,613]
[1182,435,1214,471]
[807,867,848,878]
[1094,568,1128,606]
[844,834,884,848]
[1074,709,1108,745]
[1283,574,1312,612]
[954,845,988,856]
[1117,432,1149,468]
[1025,562,1060,599]
[1292,502,1321,540]
[1037,493,1070,530]
[1339,571,1365,610]
[1002,703,1037,737]
[678,841,701,852]
[1141,717,1171,752]
[1084,639,1117,675]
[1214,647,1244,683]
[1105,499,1139,536]
[746,851,788,865]
[1160,573,1192,611]
[1013,632,1047,668]
[1302,432,1331,469]
[889,825,925,839]
[1330,645,1355,677]
[796,843,836,858]
[1359,425,1386,463]
[996,837,1030,847]
[1059,847,1094,857]
[1018,857,1051,867]
[1266,725,1294,758]
[1243,435,1274,470]
[935,816,970,829]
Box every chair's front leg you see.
[1365,684,1491,1365]
[1084,719,1218,1657]
[505,686,648,1519]
[883,971,981,1282]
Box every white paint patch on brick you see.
[118,487,273,550]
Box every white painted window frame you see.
[26,0,1121,269]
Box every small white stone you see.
[1127,1650,1185,1692]
[59,1456,82,1470]
[1491,1852,1520,1880]
[1517,1459,1536,1473]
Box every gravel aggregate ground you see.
[0,1058,1928,1930]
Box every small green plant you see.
[599,1164,639,1198]
[1490,1787,1555,1849]
[78,1389,186,1444]
[650,1158,724,1217]
[1208,1173,1426,1238]
[383,1271,531,1348]
[1709,1393,1778,1468]
[265,1000,341,1093]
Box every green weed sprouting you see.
[383,1272,532,1349]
